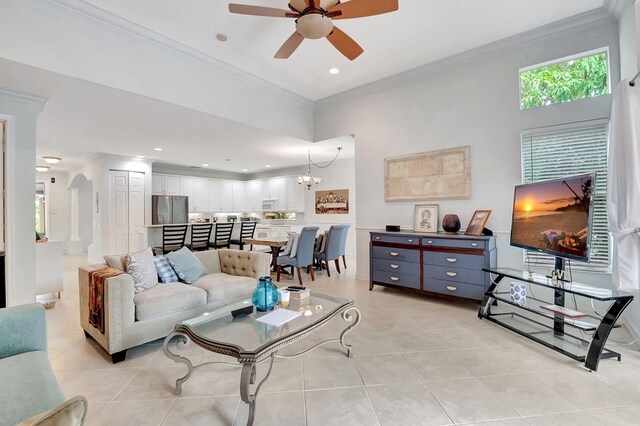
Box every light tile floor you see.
[46,254,640,425]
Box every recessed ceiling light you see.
[329,68,340,75]
[137,155,144,159]
[42,156,61,164]
[216,33,228,42]
[265,165,271,168]
[154,148,163,151]
[242,169,248,172]
[36,166,50,172]
[202,163,209,167]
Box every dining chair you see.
[209,222,234,249]
[337,224,350,269]
[186,223,213,252]
[230,221,257,251]
[276,227,318,286]
[153,224,188,255]
[313,225,345,277]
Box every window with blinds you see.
[521,122,610,270]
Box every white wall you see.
[619,0,639,80]
[0,0,313,141]
[70,154,153,263]
[0,89,47,306]
[303,157,357,258]
[315,21,620,287]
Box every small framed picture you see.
[465,210,492,236]
[414,204,439,233]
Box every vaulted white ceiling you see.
[83,0,605,100]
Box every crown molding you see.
[315,8,616,110]
[0,88,49,109]
[40,0,314,108]
[604,0,627,18]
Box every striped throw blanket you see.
[88,267,122,334]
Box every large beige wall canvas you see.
[384,146,471,201]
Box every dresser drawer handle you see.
[446,258,457,263]
[471,242,478,247]
[390,276,399,282]
[446,272,457,277]
[447,286,457,291]
[375,236,381,240]
[390,252,399,257]
[390,264,399,269]
[408,239,414,243]
[427,240,433,244]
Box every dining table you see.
[243,234,289,273]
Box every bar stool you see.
[209,223,234,249]
[153,225,188,255]
[230,222,257,251]
[186,223,213,252]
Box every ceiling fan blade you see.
[275,32,305,59]
[326,26,363,61]
[229,4,300,18]
[328,0,398,20]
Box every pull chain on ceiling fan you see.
[228,0,399,60]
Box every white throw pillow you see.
[125,248,159,293]
[289,233,300,258]
[282,232,296,256]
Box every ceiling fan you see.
[228,0,399,61]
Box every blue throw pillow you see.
[166,247,208,284]
[153,255,179,283]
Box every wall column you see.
[66,187,83,254]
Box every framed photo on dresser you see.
[465,210,492,236]
[414,204,439,233]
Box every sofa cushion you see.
[0,351,66,426]
[192,273,256,304]
[125,248,159,293]
[167,247,208,284]
[103,254,125,271]
[19,396,87,426]
[133,283,207,321]
[153,255,179,283]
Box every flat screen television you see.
[510,173,596,262]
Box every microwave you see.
[262,199,277,211]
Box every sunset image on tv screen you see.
[511,175,593,259]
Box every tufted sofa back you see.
[217,249,271,279]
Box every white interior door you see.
[128,171,145,252]
[109,171,129,254]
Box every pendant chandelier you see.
[298,147,342,190]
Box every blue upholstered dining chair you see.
[314,225,347,277]
[337,224,350,270]
[276,226,319,286]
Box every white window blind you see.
[521,122,610,270]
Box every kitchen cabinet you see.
[181,177,209,212]
[232,181,246,212]
[152,174,181,195]
[276,178,287,211]
[245,180,263,212]
[221,181,234,211]
[208,180,222,212]
[264,179,278,200]
[180,177,196,211]
[286,177,305,212]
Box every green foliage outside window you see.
[520,52,609,110]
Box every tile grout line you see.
[351,353,382,426]
[158,397,180,426]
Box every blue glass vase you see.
[251,276,279,312]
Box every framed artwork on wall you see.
[414,204,439,233]
[315,189,349,214]
[465,210,492,236]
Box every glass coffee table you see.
[162,292,361,426]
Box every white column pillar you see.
[66,187,83,254]
[70,187,80,241]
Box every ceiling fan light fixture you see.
[295,14,333,39]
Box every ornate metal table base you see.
[162,306,361,425]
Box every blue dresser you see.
[370,232,497,301]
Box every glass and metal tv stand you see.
[479,267,634,371]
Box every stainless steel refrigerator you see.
[152,195,189,224]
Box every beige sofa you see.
[79,249,270,363]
